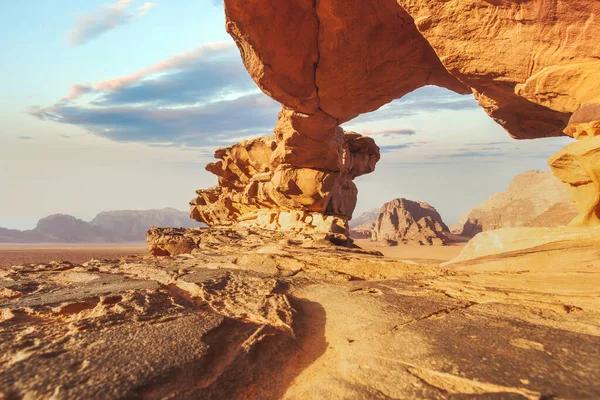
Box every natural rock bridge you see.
[191,0,600,237]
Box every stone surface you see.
[444,226,600,267]
[549,105,600,227]
[191,125,380,237]
[225,0,600,139]
[2,228,599,399]
[371,198,449,246]
[458,170,578,237]
[192,1,600,238]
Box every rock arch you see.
[191,0,600,236]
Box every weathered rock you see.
[314,0,470,122]
[549,105,600,227]
[192,1,600,240]
[191,121,380,237]
[371,198,449,246]
[458,170,578,237]
[3,228,600,399]
[224,0,600,140]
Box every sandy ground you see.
[353,239,466,264]
[0,244,148,267]
[0,240,465,268]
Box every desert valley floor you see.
[1,228,599,399]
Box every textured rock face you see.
[459,171,578,237]
[194,0,600,237]
[3,229,600,398]
[371,198,449,246]
[191,118,380,236]
[224,0,600,139]
[396,0,600,138]
[549,105,600,227]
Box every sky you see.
[0,0,573,230]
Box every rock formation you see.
[191,128,380,239]
[371,198,450,246]
[188,0,600,239]
[549,104,600,227]
[457,171,578,237]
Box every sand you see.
[353,239,466,264]
[0,243,148,267]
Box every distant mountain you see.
[455,170,578,237]
[0,208,204,243]
[349,209,379,229]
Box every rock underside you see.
[2,227,600,399]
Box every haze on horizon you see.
[0,0,573,230]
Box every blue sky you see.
[0,0,573,229]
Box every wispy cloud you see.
[362,128,416,137]
[32,94,279,146]
[347,86,478,127]
[443,151,507,158]
[379,144,413,152]
[67,0,157,46]
[31,42,280,147]
[66,84,94,101]
[95,42,234,91]
[137,2,157,16]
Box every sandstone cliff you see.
[458,171,578,237]
[371,198,450,246]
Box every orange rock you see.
[549,105,600,227]
[198,0,600,237]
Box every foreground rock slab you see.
[2,228,599,399]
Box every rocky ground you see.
[1,228,599,399]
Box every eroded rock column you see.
[549,104,600,227]
[190,108,380,236]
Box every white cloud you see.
[94,41,235,91]
[137,2,157,16]
[67,0,156,46]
